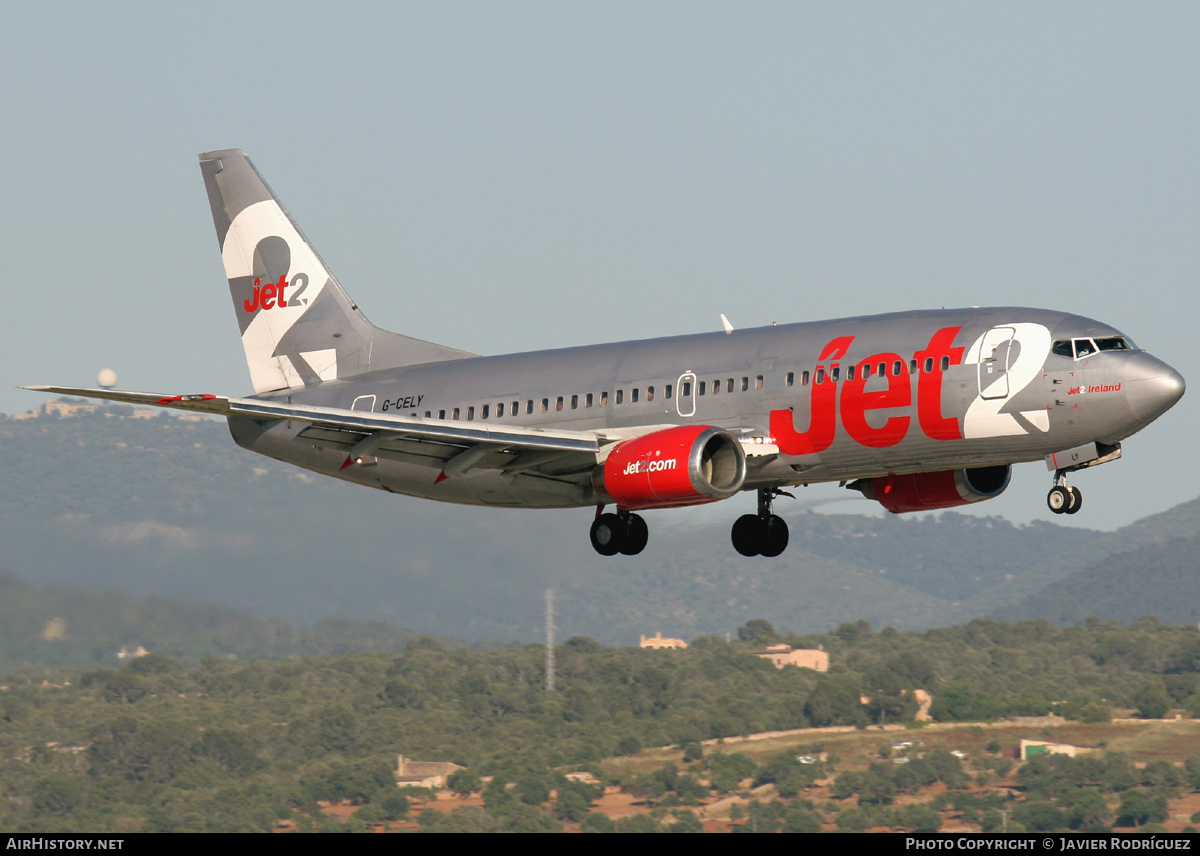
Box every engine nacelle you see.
[593,425,747,510]
[851,465,1011,514]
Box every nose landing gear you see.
[1047,473,1083,515]
[730,488,792,557]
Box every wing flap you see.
[231,398,603,453]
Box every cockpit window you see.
[1053,336,1135,360]
[1095,337,1132,352]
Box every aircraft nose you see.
[1124,355,1185,422]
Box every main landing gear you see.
[1047,472,1083,515]
[590,509,649,556]
[589,489,794,558]
[730,488,791,558]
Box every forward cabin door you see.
[978,327,1016,400]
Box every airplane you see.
[27,149,1186,558]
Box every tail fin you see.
[199,149,473,394]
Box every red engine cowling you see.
[593,425,747,510]
[852,465,1011,514]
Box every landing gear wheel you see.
[1047,485,1071,514]
[760,515,789,558]
[732,489,795,557]
[620,513,648,555]
[731,514,766,557]
[590,513,624,556]
[1065,486,1083,515]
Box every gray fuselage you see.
[228,306,1183,509]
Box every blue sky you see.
[2,2,1196,531]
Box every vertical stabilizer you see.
[199,149,473,394]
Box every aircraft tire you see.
[1047,486,1071,514]
[1066,487,1083,514]
[620,514,649,555]
[731,514,765,557]
[590,514,624,556]
[760,515,789,557]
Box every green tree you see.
[1116,790,1167,828]
[1068,790,1111,832]
[446,769,482,797]
[1132,681,1171,719]
[737,619,778,645]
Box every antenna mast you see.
[545,588,556,693]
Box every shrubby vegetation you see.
[6,614,1200,831]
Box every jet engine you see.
[850,465,1011,514]
[593,425,747,510]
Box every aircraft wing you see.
[23,386,238,416]
[22,386,610,482]
[24,387,777,483]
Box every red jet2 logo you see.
[770,326,964,455]
[243,273,310,313]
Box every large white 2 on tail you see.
[199,149,472,394]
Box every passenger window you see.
[698,381,706,395]
[616,390,624,404]
[878,362,886,377]
[711,380,719,395]
[586,393,593,408]
[526,400,533,415]
[511,402,518,416]
[467,406,474,420]
[846,365,855,381]
[910,359,918,374]
[632,388,639,403]
[727,378,734,393]
[646,386,654,402]
[924,358,933,374]
[741,377,749,391]
[556,396,563,411]
[802,370,810,385]
[681,382,690,396]
[786,371,794,387]
[830,368,839,383]
[755,375,763,390]
[540,398,549,413]
[571,394,578,409]
[862,363,871,379]
[482,405,489,419]
[816,369,825,384]
[452,408,460,420]
[601,391,609,406]
[664,384,672,398]
[438,409,446,419]
[893,360,903,376]
[940,356,950,371]
[425,411,431,418]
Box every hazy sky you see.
[2,2,1196,532]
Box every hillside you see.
[3,401,1198,643]
[993,533,1200,627]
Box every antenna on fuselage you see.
[720,314,734,334]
